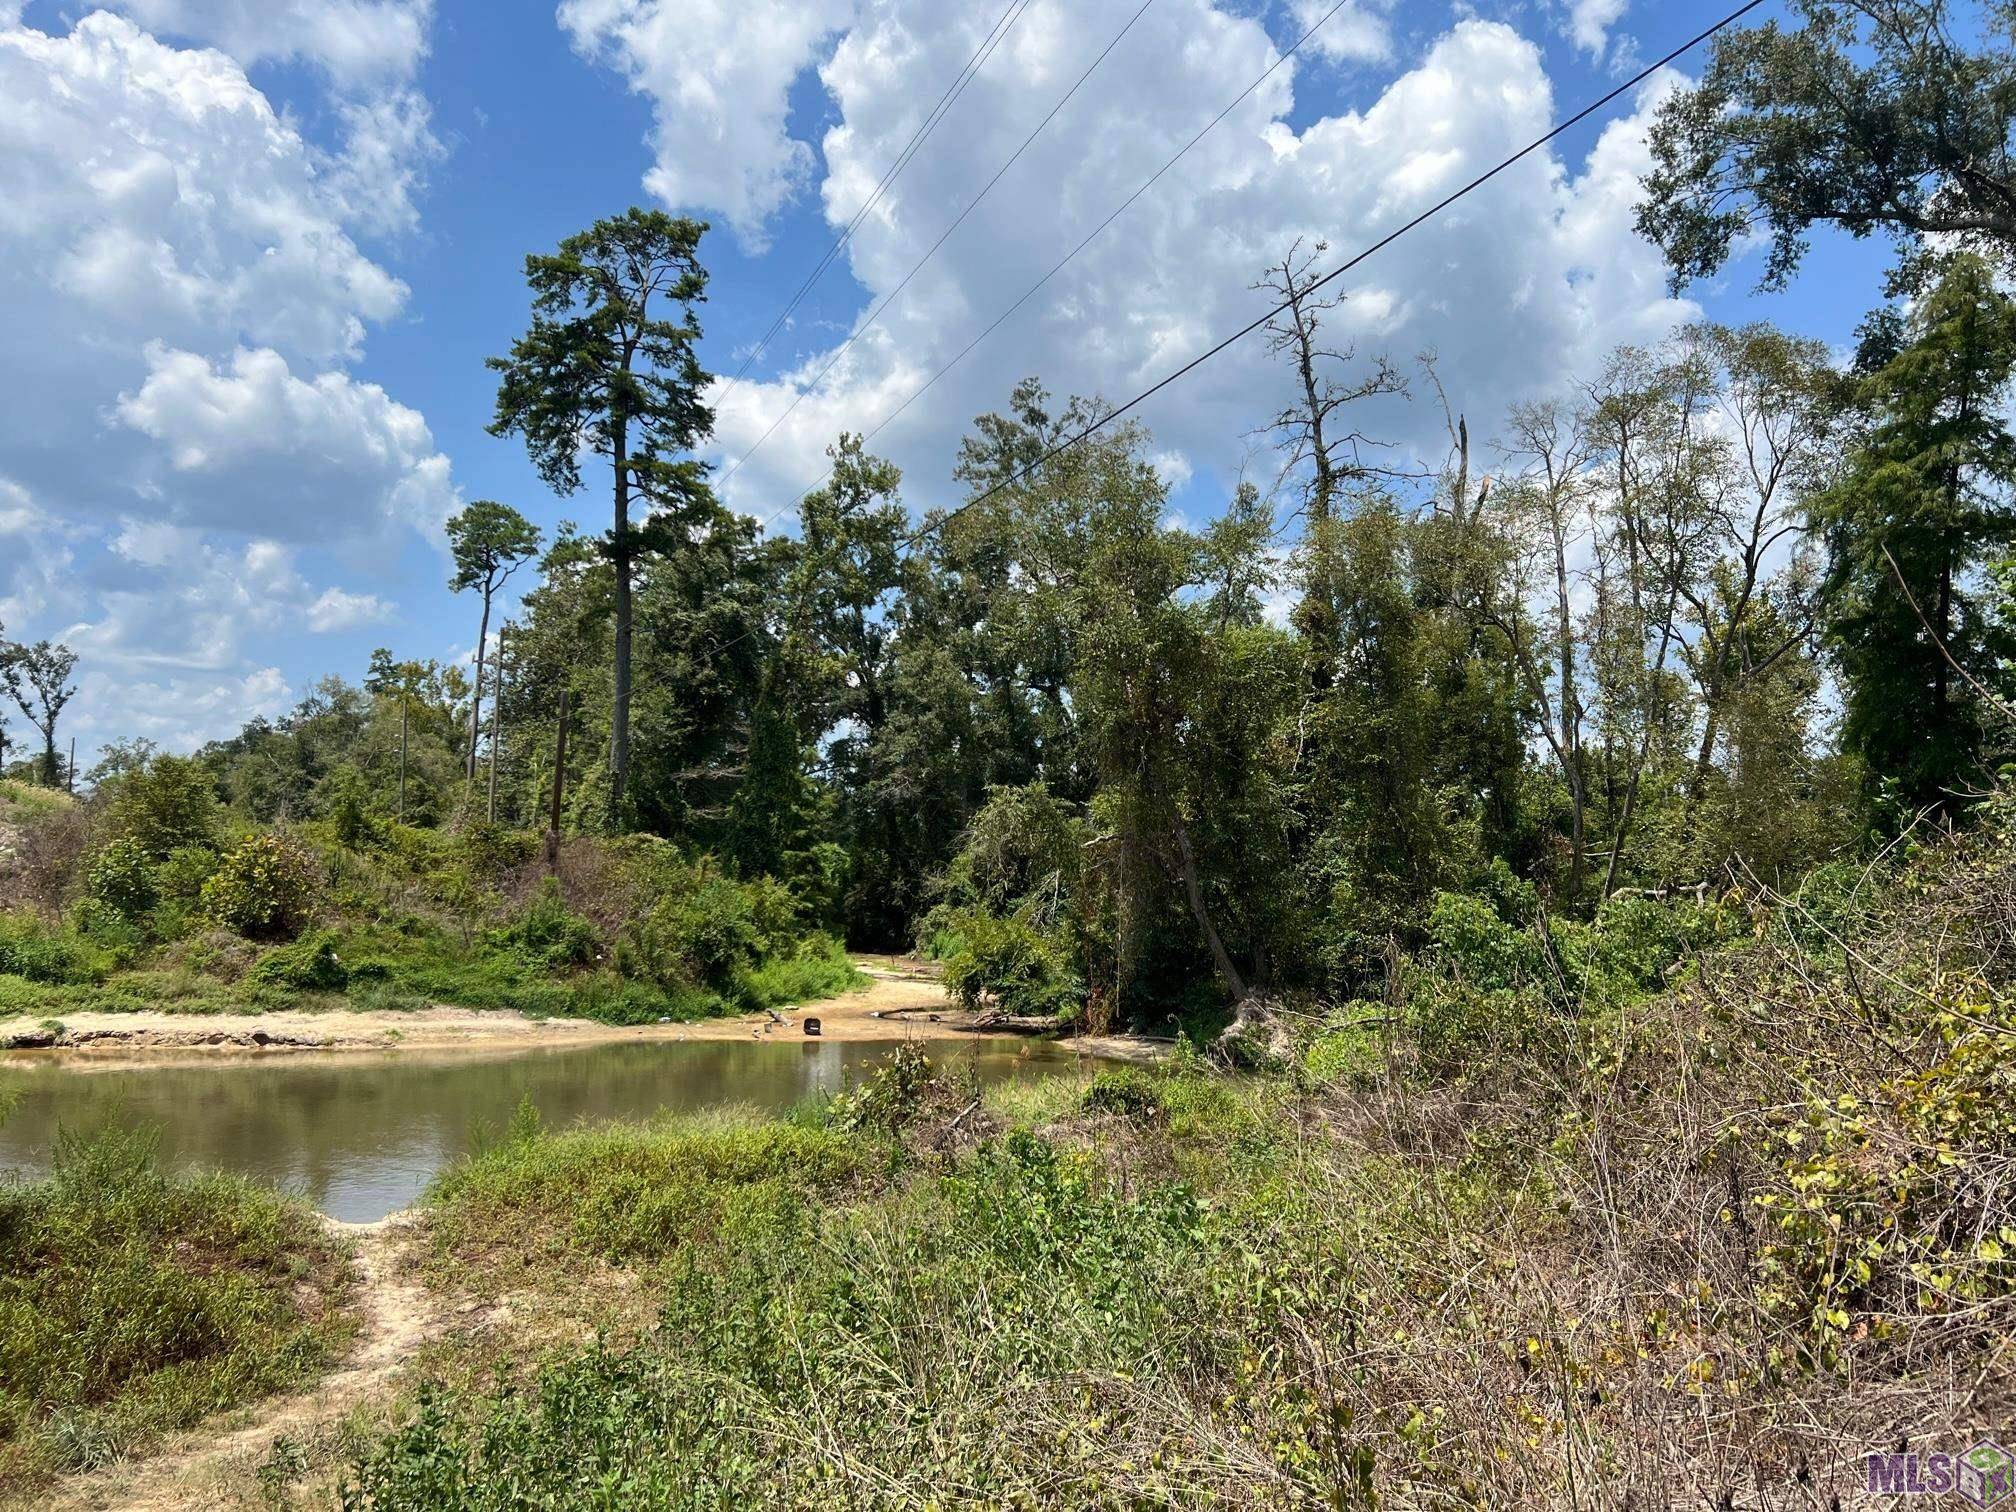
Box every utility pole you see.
[66,736,74,796]
[546,688,569,869]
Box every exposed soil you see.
[35,1212,463,1512]
[0,957,1161,1066]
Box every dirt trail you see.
[40,1213,460,1512]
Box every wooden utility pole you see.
[546,688,569,868]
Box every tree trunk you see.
[40,726,55,788]
[1172,818,1248,1002]
[488,649,503,824]
[466,589,493,782]
[610,422,633,827]
[548,689,570,869]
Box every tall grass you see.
[337,816,2016,1507]
[0,1126,353,1495]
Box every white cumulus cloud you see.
[688,5,1697,525]
[107,0,432,84]
[558,0,855,249]
[0,8,454,755]
[116,345,457,541]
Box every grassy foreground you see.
[0,1128,353,1499]
[10,808,2015,1506]
[287,808,2016,1507]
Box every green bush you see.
[488,880,601,970]
[200,833,321,940]
[0,911,112,985]
[938,909,1082,1019]
[1424,891,1546,992]
[85,837,157,920]
[248,931,350,992]
[103,755,218,860]
[456,822,536,880]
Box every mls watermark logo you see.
[1866,1441,2016,1506]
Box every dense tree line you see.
[152,0,2016,1034]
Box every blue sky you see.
[0,0,1902,763]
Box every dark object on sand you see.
[803,1017,821,1037]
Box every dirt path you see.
[0,959,1161,1068]
[40,1213,458,1512]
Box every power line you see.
[860,0,1361,459]
[714,0,1034,410]
[711,0,1765,666]
[892,0,1766,551]
[717,0,1163,491]
[741,0,1357,538]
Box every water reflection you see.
[0,1038,1090,1222]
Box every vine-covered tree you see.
[1814,254,2016,817]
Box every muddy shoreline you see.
[0,962,1163,1069]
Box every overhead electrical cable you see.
[889,0,1768,551]
[708,0,1767,668]
[737,0,1355,538]
[715,0,1035,408]
[716,0,1164,490]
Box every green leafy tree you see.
[2,640,76,787]
[446,501,542,780]
[1814,254,2016,817]
[489,209,716,825]
[1638,0,2016,292]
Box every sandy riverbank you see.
[0,959,1162,1065]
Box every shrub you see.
[618,877,771,993]
[1079,1066,1164,1120]
[200,834,321,940]
[248,931,350,992]
[456,822,536,881]
[938,909,1082,1019]
[103,755,218,860]
[1424,891,1546,992]
[488,880,600,971]
[0,912,112,985]
[84,837,157,920]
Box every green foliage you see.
[937,908,1083,1020]
[85,837,157,921]
[829,1042,936,1134]
[200,834,322,940]
[734,935,862,1011]
[0,911,112,985]
[103,754,219,860]
[1814,254,2016,819]
[0,1127,349,1495]
[486,879,600,969]
[1638,0,2016,291]
[248,931,350,992]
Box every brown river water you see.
[0,1037,1097,1222]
